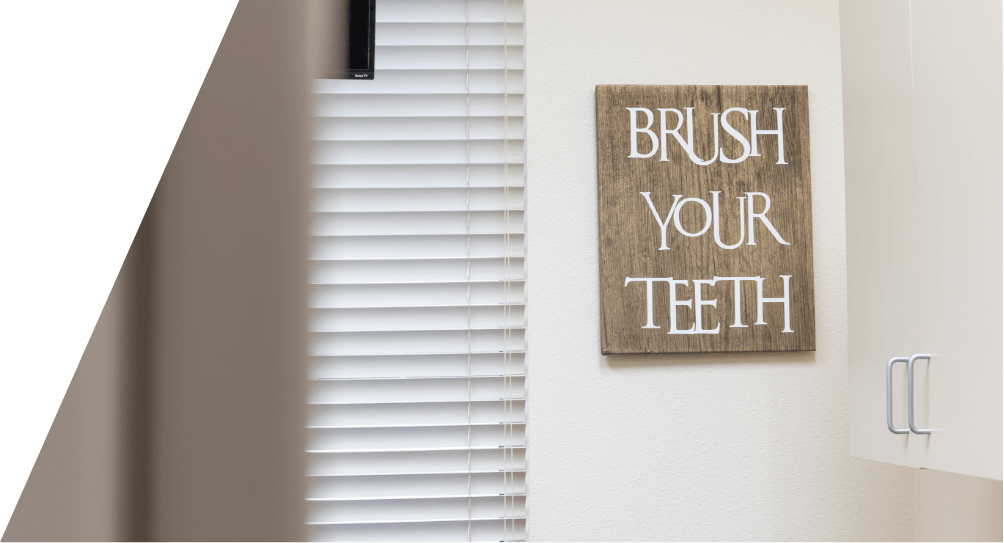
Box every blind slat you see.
[310,377,526,404]
[309,402,526,428]
[314,93,524,118]
[309,471,525,500]
[310,519,526,543]
[311,258,525,284]
[313,211,523,237]
[314,146,523,167]
[314,70,525,94]
[311,353,525,379]
[313,164,524,189]
[314,140,524,165]
[308,495,526,524]
[311,306,525,333]
[312,235,525,262]
[308,425,525,453]
[308,448,525,477]
[316,116,524,141]
[311,281,525,308]
[314,143,522,166]
[374,45,524,70]
[375,22,524,46]
[311,329,525,362]
[376,0,524,23]
[311,517,530,541]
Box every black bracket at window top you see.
[346,0,375,79]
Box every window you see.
[307,0,527,540]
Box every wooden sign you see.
[597,85,815,354]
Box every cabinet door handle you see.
[887,355,911,435]
[887,356,910,434]
[908,353,933,434]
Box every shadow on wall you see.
[3,1,312,540]
[606,350,815,370]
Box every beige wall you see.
[3,1,311,540]
[308,0,347,80]
[146,0,310,539]
[2,279,128,542]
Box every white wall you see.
[525,1,918,539]
[914,469,1003,542]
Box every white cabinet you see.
[843,0,1002,481]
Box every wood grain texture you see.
[597,85,815,354]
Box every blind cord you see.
[501,0,513,539]
[464,1,473,541]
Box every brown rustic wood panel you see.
[597,85,815,354]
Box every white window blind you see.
[307,1,526,541]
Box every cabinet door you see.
[844,0,1003,481]
[844,0,922,471]
[910,0,1002,481]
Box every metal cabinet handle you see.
[908,353,932,434]
[886,356,910,434]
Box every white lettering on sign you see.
[627,106,786,165]
[624,275,794,333]
[641,191,788,250]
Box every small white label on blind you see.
[308,1,526,541]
